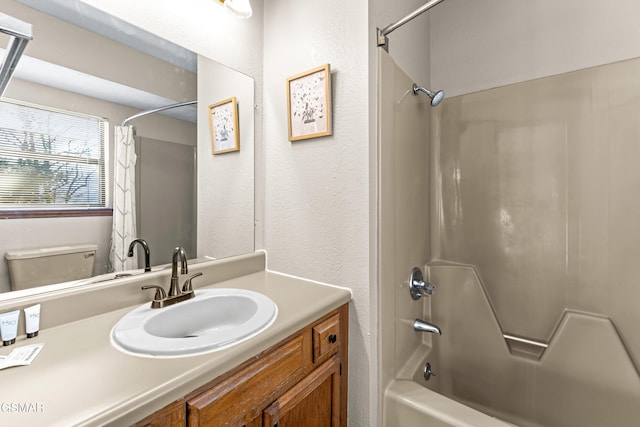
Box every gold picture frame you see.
[209,97,240,154]
[286,64,332,142]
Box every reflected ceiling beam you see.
[2,49,196,123]
[15,0,196,73]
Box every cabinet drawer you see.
[187,335,305,427]
[312,313,340,362]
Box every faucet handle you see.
[181,272,203,293]
[409,267,435,300]
[141,285,167,301]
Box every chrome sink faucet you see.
[141,246,202,309]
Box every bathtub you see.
[383,265,640,427]
[383,344,516,427]
[384,380,513,427]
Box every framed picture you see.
[286,64,332,142]
[209,97,240,154]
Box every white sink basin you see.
[111,288,277,357]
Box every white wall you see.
[197,56,255,259]
[430,0,640,97]
[262,0,369,424]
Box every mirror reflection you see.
[0,0,255,296]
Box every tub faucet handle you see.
[409,267,435,300]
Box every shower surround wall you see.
[427,57,640,424]
[377,48,431,408]
[435,56,640,357]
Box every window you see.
[0,100,108,214]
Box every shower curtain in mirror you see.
[109,125,138,271]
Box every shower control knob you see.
[409,267,436,300]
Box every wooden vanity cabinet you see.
[133,399,186,427]
[263,355,342,427]
[133,303,348,427]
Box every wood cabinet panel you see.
[187,335,305,427]
[132,399,185,427]
[263,355,341,427]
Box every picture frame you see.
[208,97,240,154]
[286,64,332,142]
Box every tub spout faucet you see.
[128,238,151,272]
[414,318,441,335]
[169,246,188,297]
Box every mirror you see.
[0,0,255,296]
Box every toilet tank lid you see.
[5,244,98,260]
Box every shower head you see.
[412,83,445,106]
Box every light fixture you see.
[218,0,252,19]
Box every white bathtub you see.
[384,379,514,427]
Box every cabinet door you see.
[187,336,306,427]
[263,355,342,427]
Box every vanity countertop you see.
[0,269,351,426]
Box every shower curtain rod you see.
[121,100,197,126]
[377,0,446,50]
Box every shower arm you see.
[377,0,446,50]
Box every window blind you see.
[0,100,107,209]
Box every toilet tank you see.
[5,244,98,291]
